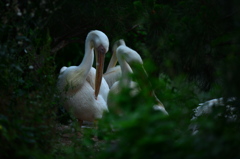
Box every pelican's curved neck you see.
[79,37,94,72]
[118,57,132,86]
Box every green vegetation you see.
[1,0,240,158]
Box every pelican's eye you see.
[97,45,106,54]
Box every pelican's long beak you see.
[95,45,106,99]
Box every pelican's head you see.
[87,30,109,99]
[116,45,143,66]
[59,66,68,74]
[87,30,109,53]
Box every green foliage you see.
[0,37,57,158]
[0,1,60,158]
[97,62,240,159]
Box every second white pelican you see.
[107,45,168,115]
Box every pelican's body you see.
[57,30,109,122]
[190,97,237,134]
[192,97,237,121]
[107,45,168,115]
[103,39,127,88]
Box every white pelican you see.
[192,97,237,121]
[190,97,237,134]
[107,45,168,115]
[57,30,110,126]
[103,39,127,88]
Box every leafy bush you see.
[0,1,59,158]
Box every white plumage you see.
[107,45,168,115]
[190,97,237,134]
[103,39,127,88]
[57,30,109,123]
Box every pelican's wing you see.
[58,66,87,92]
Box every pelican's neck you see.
[79,38,94,72]
[106,51,117,71]
[118,58,132,87]
[107,40,125,71]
